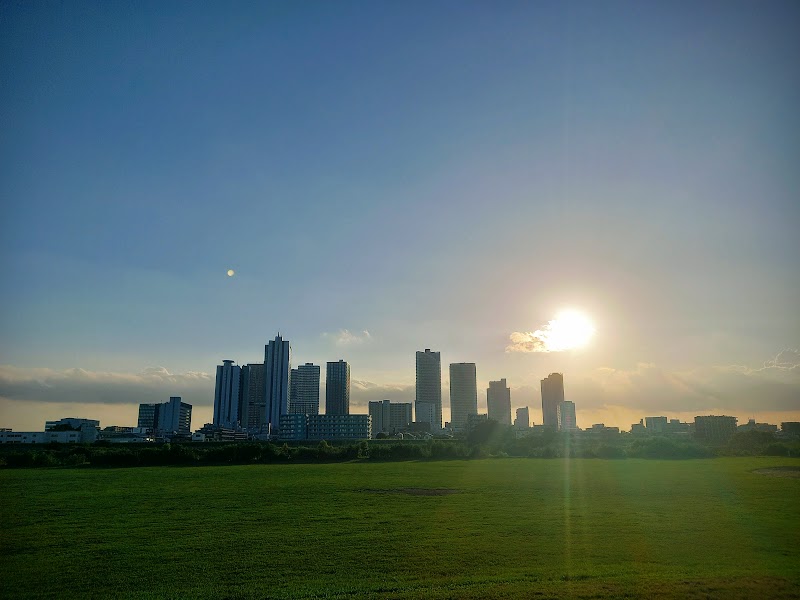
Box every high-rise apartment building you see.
[325,360,350,415]
[557,400,576,431]
[416,349,442,430]
[161,396,192,435]
[515,407,530,429]
[541,373,565,429]
[138,397,192,435]
[264,335,291,436]
[213,360,241,428]
[487,379,512,426]
[137,403,160,430]
[368,400,392,437]
[290,363,320,415]
[240,363,265,432]
[449,363,477,431]
[390,402,413,432]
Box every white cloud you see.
[506,331,548,353]
[322,329,372,346]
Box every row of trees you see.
[0,427,796,468]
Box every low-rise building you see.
[780,422,800,438]
[0,430,83,444]
[645,416,668,434]
[306,414,371,440]
[694,415,738,444]
[279,414,308,440]
[194,423,248,442]
[45,418,100,431]
[738,419,778,433]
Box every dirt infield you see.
[751,466,800,478]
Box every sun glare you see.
[544,310,596,351]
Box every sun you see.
[543,309,596,351]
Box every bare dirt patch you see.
[751,466,800,478]
[361,488,461,496]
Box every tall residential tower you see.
[541,373,564,429]
[325,360,350,415]
[449,363,477,430]
[290,363,321,415]
[264,335,291,436]
[213,359,241,428]
[487,378,512,426]
[416,349,442,430]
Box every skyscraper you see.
[213,359,241,428]
[416,349,442,430]
[515,407,530,429]
[325,360,350,415]
[368,400,391,437]
[487,378,512,426]
[290,363,320,415]
[240,363,265,432]
[541,373,564,429]
[264,335,291,436]
[449,363,477,431]
[557,400,576,431]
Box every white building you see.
[449,363,477,431]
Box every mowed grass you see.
[1,458,799,599]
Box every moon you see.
[226,269,235,277]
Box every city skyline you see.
[1,3,798,431]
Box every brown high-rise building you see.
[540,373,564,429]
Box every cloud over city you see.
[0,365,214,406]
[322,329,372,346]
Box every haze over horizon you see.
[1,2,798,431]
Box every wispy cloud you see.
[322,329,372,346]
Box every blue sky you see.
[1,1,798,429]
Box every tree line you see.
[0,426,796,468]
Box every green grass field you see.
[1,458,799,599]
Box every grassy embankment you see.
[1,458,798,599]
